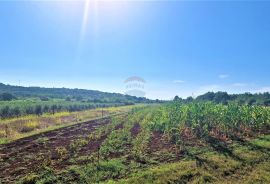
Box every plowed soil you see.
[0,117,112,183]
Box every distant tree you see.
[65,97,71,101]
[93,99,102,103]
[213,92,230,104]
[43,105,49,113]
[263,92,270,99]
[196,92,215,101]
[263,100,270,106]
[0,93,16,101]
[238,99,246,105]
[13,107,21,117]
[51,105,57,114]
[186,96,193,103]
[40,96,49,101]
[56,105,62,111]
[35,105,42,116]
[25,106,34,114]
[247,98,256,106]
[0,106,10,118]
[173,96,181,101]
[75,96,83,101]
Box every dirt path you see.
[0,117,113,183]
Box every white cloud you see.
[219,74,229,79]
[173,80,185,84]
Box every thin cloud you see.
[253,87,270,93]
[173,80,186,84]
[232,83,247,87]
[219,74,229,79]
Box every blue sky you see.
[0,1,270,100]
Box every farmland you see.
[0,102,269,183]
[0,82,156,120]
[0,105,140,144]
[0,98,131,120]
[2,1,270,183]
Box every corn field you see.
[146,102,270,141]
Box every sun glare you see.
[77,0,100,60]
[80,0,91,43]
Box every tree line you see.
[174,91,270,106]
[0,101,130,119]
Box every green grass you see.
[106,161,215,184]
[250,135,270,149]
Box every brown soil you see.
[0,117,112,183]
[149,131,175,152]
[115,123,123,130]
[130,123,141,137]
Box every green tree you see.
[35,105,42,116]
[13,107,21,117]
[263,100,270,106]
[0,93,16,101]
[0,106,10,118]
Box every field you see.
[0,105,138,144]
[2,1,270,183]
[0,98,135,120]
[0,102,269,183]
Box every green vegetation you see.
[0,82,160,120]
[175,91,270,106]
[0,92,17,101]
[0,98,128,119]
[0,82,154,104]
[1,101,269,183]
[148,102,269,139]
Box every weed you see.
[55,146,68,161]
[70,138,89,154]
[20,121,40,133]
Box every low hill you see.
[0,82,152,104]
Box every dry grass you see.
[0,105,141,144]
